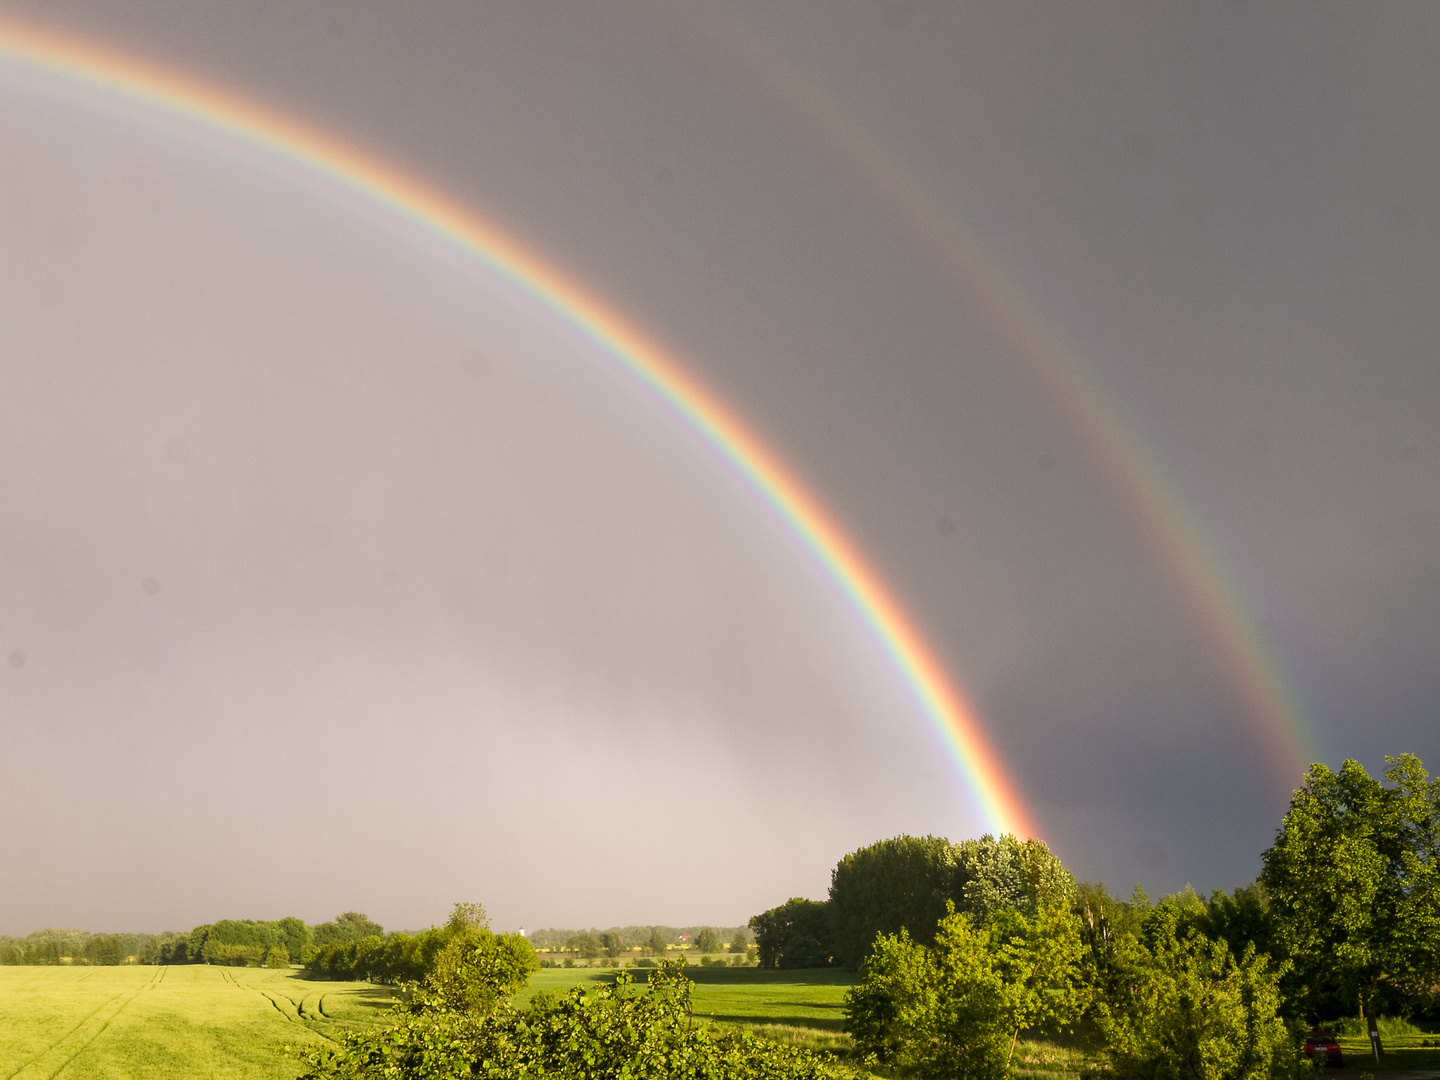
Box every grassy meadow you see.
[0,965,396,1079]
[0,960,1114,1079]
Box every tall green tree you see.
[827,833,1073,968]
[749,898,834,969]
[1260,754,1440,1020]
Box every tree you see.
[728,930,749,953]
[277,917,312,962]
[828,835,960,969]
[1092,914,1300,1080]
[844,903,1086,1080]
[598,931,624,958]
[1260,755,1440,1021]
[646,927,669,956]
[568,933,601,959]
[446,902,488,933]
[750,898,834,969]
[693,928,719,954]
[91,934,125,966]
[828,833,1074,968]
[312,912,384,948]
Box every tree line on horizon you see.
[526,924,751,958]
[745,754,1440,1080]
[0,914,756,970]
[0,910,385,968]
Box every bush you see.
[1090,916,1304,1080]
[845,904,1086,1080]
[264,948,290,968]
[302,961,836,1080]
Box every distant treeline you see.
[1,909,747,972]
[0,910,387,968]
[0,928,143,966]
[526,925,750,955]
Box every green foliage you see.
[844,902,1087,1080]
[750,898,835,970]
[90,934,125,966]
[203,942,267,967]
[264,947,290,968]
[730,930,751,953]
[599,930,624,957]
[828,834,960,969]
[647,926,670,955]
[694,927,720,953]
[312,912,385,948]
[305,919,537,992]
[302,961,837,1080]
[166,917,315,966]
[277,916,313,961]
[1089,914,1302,1080]
[527,924,746,953]
[444,902,487,933]
[567,932,602,959]
[1261,754,1440,1020]
[826,832,1074,968]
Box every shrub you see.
[302,961,835,1080]
[1090,916,1304,1080]
[845,904,1086,1080]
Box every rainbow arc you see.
[0,15,1036,838]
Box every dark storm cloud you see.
[0,1,1437,932]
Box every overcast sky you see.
[1,2,1438,936]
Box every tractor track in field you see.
[228,970,339,1044]
[4,967,163,1080]
[0,996,120,1080]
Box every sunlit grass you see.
[0,966,396,1080]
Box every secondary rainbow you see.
[688,6,1320,780]
[0,16,1036,838]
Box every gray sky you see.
[1,1,1438,935]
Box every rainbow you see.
[687,6,1320,780]
[0,16,1037,838]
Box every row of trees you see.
[0,929,135,966]
[0,910,387,968]
[302,903,537,987]
[747,755,1440,1080]
[749,832,1072,970]
[527,924,750,956]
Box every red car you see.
[1304,1031,1343,1067]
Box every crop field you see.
[0,966,396,1079]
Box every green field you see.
[522,965,855,1039]
[0,966,397,1079]
[0,963,1107,1078]
[0,963,855,1078]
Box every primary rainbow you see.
[0,16,1036,838]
